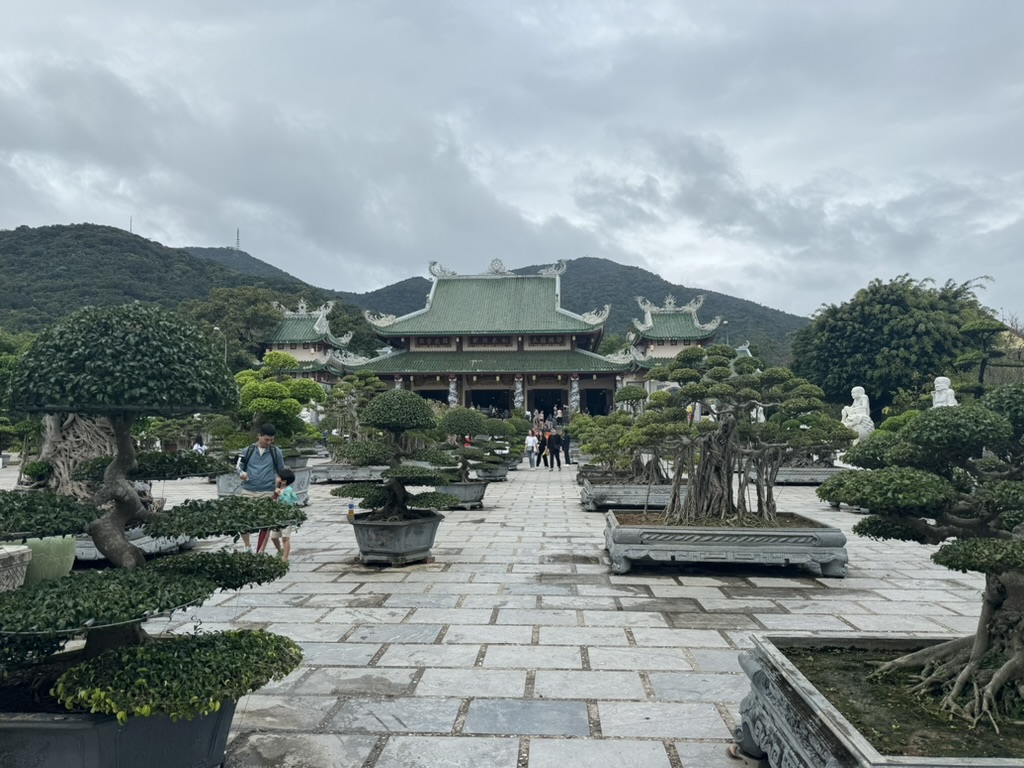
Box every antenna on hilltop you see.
[129,216,133,234]
[236,228,240,251]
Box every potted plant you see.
[330,389,459,566]
[312,371,390,484]
[573,408,676,511]
[732,383,1024,766]
[604,344,854,576]
[431,407,492,509]
[0,304,305,768]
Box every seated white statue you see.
[841,386,874,444]
[932,376,958,408]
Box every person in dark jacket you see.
[538,430,549,468]
[561,429,572,465]
[547,430,563,471]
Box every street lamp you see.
[213,327,227,364]
[722,320,729,346]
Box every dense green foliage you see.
[72,451,233,482]
[818,384,1024,724]
[10,304,238,415]
[55,630,303,722]
[791,275,995,414]
[0,303,304,722]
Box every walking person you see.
[257,468,298,562]
[538,430,550,469]
[524,430,539,469]
[561,428,572,466]
[547,429,563,471]
[555,406,563,427]
[236,423,285,551]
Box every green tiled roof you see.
[632,310,719,341]
[367,275,607,336]
[268,316,349,348]
[357,349,628,375]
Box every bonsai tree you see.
[0,304,304,733]
[648,344,856,523]
[321,369,389,451]
[331,389,458,520]
[428,407,512,481]
[818,384,1024,727]
[234,350,327,454]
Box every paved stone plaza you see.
[0,461,984,768]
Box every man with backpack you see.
[236,423,285,551]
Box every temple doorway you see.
[582,389,611,416]
[529,389,567,419]
[468,389,511,416]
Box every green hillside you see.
[0,224,280,332]
[183,246,304,284]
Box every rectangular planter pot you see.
[216,466,312,505]
[747,467,846,485]
[0,699,236,768]
[434,481,488,510]
[0,544,32,591]
[581,479,674,511]
[349,510,445,566]
[309,464,388,484]
[735,634,1024,767]
[604,511,848,576]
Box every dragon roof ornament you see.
[538,260,567,276]
[604,347,644,364]
[581,304,611,324]
[364,309,397,328]
[428,261,457,278]
[325,348,372,366]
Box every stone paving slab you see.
[0,458,986,767]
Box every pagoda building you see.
[627,294,721,363]
[261,300,363,385]
[357,260,627,416]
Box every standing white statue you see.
[932,376,958,408]
[841,386,874,444]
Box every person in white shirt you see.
[524,431,539,469]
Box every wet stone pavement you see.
[0,460,983,767]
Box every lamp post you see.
[213,326,227,364]
[722,320,729,346]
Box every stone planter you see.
[310,464,388,484]
[0,698,236,768]
[604,511,848,576]
[0,544,32,591]
[474,465,508,482]
[283,454,310,468]
[75,527,193,560]
[434,481,488,510]
[349,509,445,566]
[575,464,633,486]
[749,466,846,485]
[20,535,77,585]
[734,634,1023,767]
[216,466,311,505]
[581,479,674,511]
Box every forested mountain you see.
[0,224,282,332]
[1,223,807,362]
[183,246,304,284]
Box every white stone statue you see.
[932,376,958,408]
[841,386,874,444]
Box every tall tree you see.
[791,275,989,415]
[178,286,284,371]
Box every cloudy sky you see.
[2,2,1022,318]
